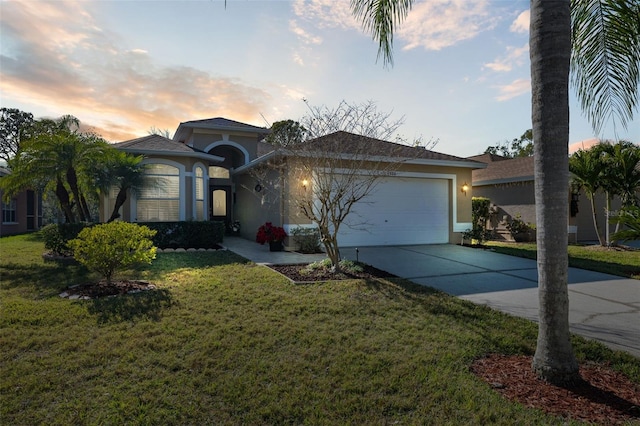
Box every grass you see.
[2,234,639,425]
[486,241,640,279]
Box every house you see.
[106,117,486,247]
[469,153,620,243]
[0,166,42,236]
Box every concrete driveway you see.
[223,238,639,358]
[338,244,639,358]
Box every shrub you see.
[41,223,91,256]
[463,197,493,244]
[611,206,640,243]
[505,214,535,241]
[140,221,225,249]
[69,222,157,284]
[291,226,322,253]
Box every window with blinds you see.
[137,164,180,222]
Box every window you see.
[2,198,16,223]
[209,166,230,179]
[137,163,180,222]
[212,189,226,216]
[195,166,205,220]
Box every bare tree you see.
[289,131,409,271]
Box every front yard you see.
[1,234,639,425]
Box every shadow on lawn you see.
[0,262,90,297]
[363,277,538,356]
[85,289,175,324]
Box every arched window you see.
[209,166,230,179]
[194,166,205,220]
[137,163,180,222]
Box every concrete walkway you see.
[223,237,639,358]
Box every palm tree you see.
[91,150,148,223]
[350,0,638,384]
[569,147,607,245]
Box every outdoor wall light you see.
[461,182,469,196]
[301,179,309,189]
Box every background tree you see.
[350,0,638,384]
[569,146,607,245]
[148,126,172,139]
[0,115,110,223]
[0,108,34,165]
[265,119,307,147]
[485,129,534,158]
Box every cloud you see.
[291,0,496,52]
[0,0,273,142]
[510,10,529,33]
[484,43,529,72]
[399,0,497,51]
[494,78,530,101]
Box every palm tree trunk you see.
[55,177,75,223]
[530,0,579,385]
[588,193,604,245]
[107,188,128,222]
[66,167,87,222]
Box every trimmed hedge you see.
[41,221,224,253]
[139,221,225,249]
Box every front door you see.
[211,186,231,222]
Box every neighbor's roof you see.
[470,153,534,186]
[113,134,224,162]
[174,117,269,142]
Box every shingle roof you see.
[112,134,224,162]
[302,131,483,165]
[178,117,269,133]
[471,154,534,185]
[113,134,206,154]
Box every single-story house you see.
[105,117,486,248]
[469,153,622,243]
[0,166,42,236]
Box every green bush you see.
[611,206,640,243]
[463,197,493,244]
[140,221,225,249]
[506,214,535,241]
[291,226,322,253]
[40,223,91,256]
[69,222,157,284]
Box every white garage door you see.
[337,177,449,247]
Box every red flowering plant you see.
[255,222,287,244]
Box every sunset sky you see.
[1,0,637,157]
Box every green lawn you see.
[1,234,638,425]
[486,241,640,279]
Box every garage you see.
[337,176,449,247]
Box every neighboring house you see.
[107,117,486,248]
[469,153,620,243]
[0,166,42,236]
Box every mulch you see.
[471,354,640,424]
[268,263,396,282]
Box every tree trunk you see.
[107,188,128,223]
[66,166,87,222]
[588,193,605,246]
[55,177,75,223]
[530,0,579,385]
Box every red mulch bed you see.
[471,354,640,424]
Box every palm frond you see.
[351,0,413,67]
[571,0,640,134]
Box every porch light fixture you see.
[301,179,309,189]
[461,182,469,196]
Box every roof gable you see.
[113,134,224,162]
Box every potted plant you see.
[256,222,287,251]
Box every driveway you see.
[339,245,639,358]
[223,238,639,358]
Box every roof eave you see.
[119,147,225,163]
[473,175,534,186]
